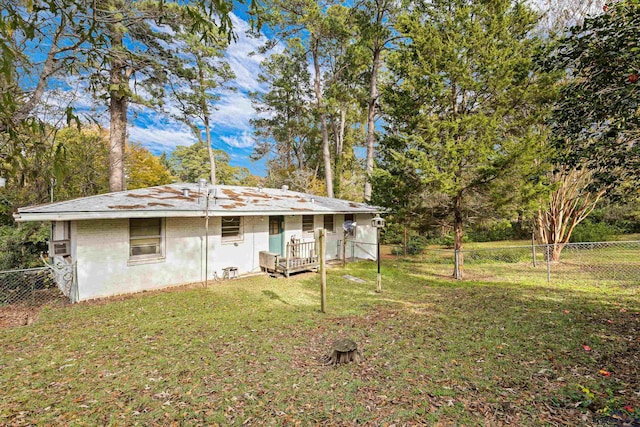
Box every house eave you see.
[14,208,380,223]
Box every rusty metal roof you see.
[14,184,379,222]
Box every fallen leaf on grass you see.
[583,345,592,352]
[624,405,634,412]
[598,369,611,377]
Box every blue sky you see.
[41,1,602,178]
[130,13,271,176]
[42,11,272,177]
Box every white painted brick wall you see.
[72,213,376,300]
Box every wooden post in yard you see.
[319,228,327,313]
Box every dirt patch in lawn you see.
[0,297,70,329]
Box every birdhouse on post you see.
[371,215,386,229]
[371,214,385,293]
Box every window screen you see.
[323,215,334,232]
[130,218,162,257]
[222,216,242,240]
[302,215,314,232]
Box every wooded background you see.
[1,0,639,269]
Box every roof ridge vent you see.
[182,188,190,198]
[281,185,289,192]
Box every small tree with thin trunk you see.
[536,167,606,261]
[171,27,234,185]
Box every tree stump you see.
[324,338,362,365]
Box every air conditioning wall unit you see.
[51,240,71,257]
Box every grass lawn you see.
[1,262,638,426]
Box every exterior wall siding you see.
[73,213,376,301]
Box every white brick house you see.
[15,184,379,301]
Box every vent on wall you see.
[51,240,71,257]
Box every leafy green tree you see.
[544,0,640,192]
[352,0,401,202]
[53,126,110,200]
[168,141,255,185]
[251,42,321,192]
[126,143,174,189]
[379,0,553,274]
[90,1,234,192]
[52,126,172,196]
[171,23,235,186]
[532,0,638,257]
[0,0,91,136]
[257,0,354,197]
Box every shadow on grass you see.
[261,290,289,305]
[1,264,637,426]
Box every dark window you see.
[130,218,163,257]
[324,215,334,232]
[302,215,314,232]
[269,217,281,235]
[344,214,354,222]
[222,216,242,240]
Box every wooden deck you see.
[260,241,319,277]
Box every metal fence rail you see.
[388,240,640,284]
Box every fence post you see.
[287,242,291,273]
[31,275,35,305]
[546,245,551,283]
[454,249,461,280]
[531,232,537,267]
[319,229,326,313]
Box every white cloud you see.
[220,132,255,149]
[210,92,256,131]
[128,124,196,153]
[226,13,273,92]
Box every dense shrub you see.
[467,219,528,242]
[569,220,619,243]
[380,223,405,245]
[0,224,49,270]
[391,235,428,255]
[428,233,470,248]
[465,248,530,264]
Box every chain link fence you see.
[0,262,76,308]
[382,240,640,285]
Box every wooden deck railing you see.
[283,240,319,276]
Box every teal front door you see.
[269,216,284,255]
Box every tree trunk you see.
[534,167,606,261]
[453,191,464,277]
[199,63,216,185]
[363,45,381,203]
[204,115,216,185]
[333,108,346,197]
[403,224,407,257]
[324,338,361,365]
[312,38,333,198]
[108,31,128,193]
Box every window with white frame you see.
[222,216,242,241]
[302,215,314,232]
[130,218,164,259]
[323,214,334,232]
